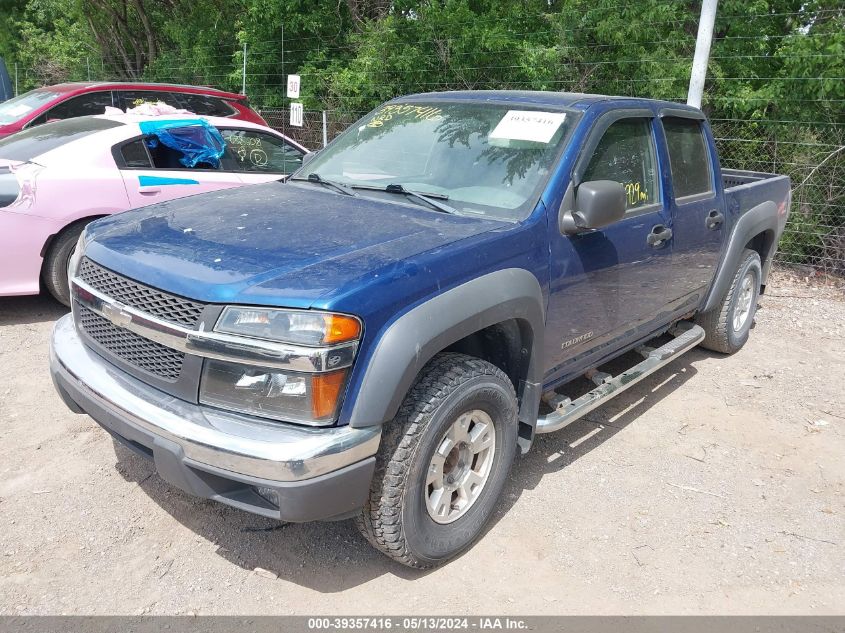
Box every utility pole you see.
[242,43,247,95]
[687,0,718,109]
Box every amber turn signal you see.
[311,370,348,419]
[322,314,362,344]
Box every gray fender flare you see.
[702,200,778,313]
[348,268,545,443]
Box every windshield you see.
[299,101,576,220]
[0,89,60,125]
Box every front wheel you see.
[355,353,518,568]
[697,248,762,354]
[42,222,87,307]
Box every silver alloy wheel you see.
[733,272,756,332]
[425,409,496,524]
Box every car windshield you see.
[0,89,60,125]
[298,101,575,220]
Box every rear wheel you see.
[42,223,87,307]
[697,248,761,354]
[355,353,518,568]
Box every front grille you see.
[77,305,185,381]
[78,258,205,328]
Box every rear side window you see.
[180,93,237,117]
[583,118,658,211]
[0,117,123,161]
[0,168,19,208]
[30,91,113,125]
[663,117,713,199]
[120,139,152,168]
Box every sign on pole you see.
[290,102,303,127]
[287,74,301,99]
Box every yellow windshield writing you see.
[367,104,444,128]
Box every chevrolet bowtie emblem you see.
[102,302,133,329]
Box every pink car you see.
[0,113,307,305]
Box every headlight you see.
[216,306,361,346]
[200,360,348,425]
[200,306,362,425]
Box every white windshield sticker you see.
[490,110,566,143]
[3,104,33,116]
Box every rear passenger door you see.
[114,136,243,210]
[661,113,725,310]
[218,128,305,183]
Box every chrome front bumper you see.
[49,314,380,521]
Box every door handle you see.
[647,224,673,247]
[138,186,161,195]
[706,209,724,229]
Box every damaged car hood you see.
[84,181,507,307]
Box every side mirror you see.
[560,180,626,234]
[301,150,318,167]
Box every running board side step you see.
[535,324,705,434]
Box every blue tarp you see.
[138,118,226,168]
[0,58,13,103]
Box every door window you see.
[663,117,713,199]
[30,92,113,125]
[583,118,658,211]
[219,129,304,174]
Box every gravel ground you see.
[0,270,843,615]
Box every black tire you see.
[42,222,87,307]
[355,352,518,568]
[696,248,762,354]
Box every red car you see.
[0,82,267,139]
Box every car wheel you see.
[355,352,518,568]
[697,248,762,354]
[43,222,87,307]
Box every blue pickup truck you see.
[50,91,791,568]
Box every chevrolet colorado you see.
[49,91,791,567]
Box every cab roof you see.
[397,90,703,115]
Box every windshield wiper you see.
[292,172,357,197]
[351,183,456,214]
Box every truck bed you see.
[720,167,792,287]
[722,167,789,193]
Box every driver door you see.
[544,112,674,381]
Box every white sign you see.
[287,74,301,99]
[290,102,303,127]
[489,110,566,144]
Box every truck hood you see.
[84,181,507,307]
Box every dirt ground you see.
[0,270,843,616]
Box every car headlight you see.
[199,307,362,425]
[200,360,348,425]
[215,306,361,346]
